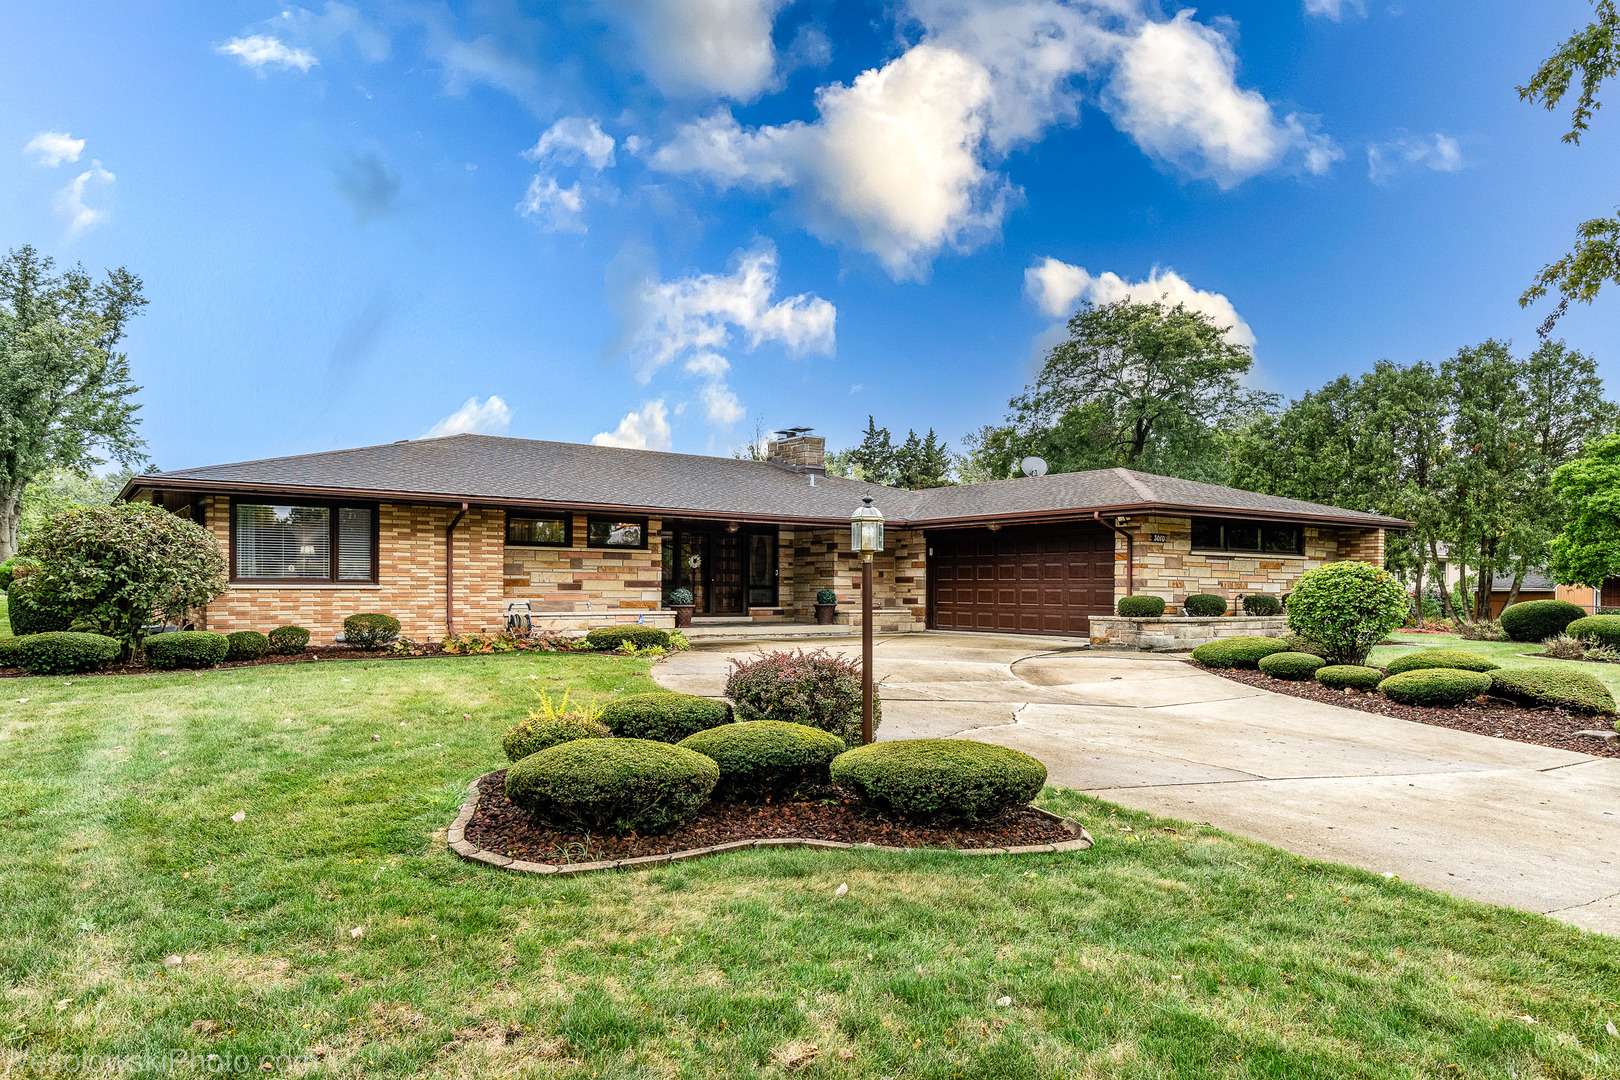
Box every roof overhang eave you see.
[907,502,1411,531]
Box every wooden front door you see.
[710,534,744,614]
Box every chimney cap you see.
[773,427,815,438]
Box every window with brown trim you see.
[231,500,378,583]
[506,513,571,547]
[586,516,648,549]
[1190,518,1302,555]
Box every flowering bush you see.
[724,648,877,745]
[1285,562,1409,665]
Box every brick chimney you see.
[767,428,826,474]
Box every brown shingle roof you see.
[128,434,1407,528]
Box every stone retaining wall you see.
[1089,615,1288,651]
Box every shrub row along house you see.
[118,430,1404,643]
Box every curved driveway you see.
[656,632,1620,935]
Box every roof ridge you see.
[1114,467,1157,502]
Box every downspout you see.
[446,502,468,637]
[1094,511,1134,597]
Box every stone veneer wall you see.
[1115,514,1387,614]
[783,526,927,631]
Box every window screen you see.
[235,505,331,579]
[507,515,569,546]
[1190,518,1302,555]
[338,507,374,580]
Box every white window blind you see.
[235,505,330,579]
[338,507,373,581]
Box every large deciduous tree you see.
[1549,432,1620,588]
[0,246,148,561]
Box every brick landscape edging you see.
[445,772,1094,876]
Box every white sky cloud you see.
[518,177,588,232]
[1024,257,1256,348]
[1367,132,1465,184]
[425,395,512,438]
[24,131,85,167]
[1304,0,1366,19]
[604,0,787,101]
[217,35,319,73]
[525,117,616,170]
[54,162,115,239]
[593,399,674,450]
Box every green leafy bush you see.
[1378,668,1492,708]
[13,632,121,675]
[1285,561,1409,664]
[678,721,846,800]
[598,691,732,742]
[0,557,18,592]
[584,625,672,651]
[1257,651,1326,680]
[1315,665,1385,691]
[1455,619,1509,642]
[1278,633,1328,658]
[1488,667,1616,715]
[6,579,70,636]
[268,625,310,655]
[0,637,17,667]
[504,738,718,834]
[1497,599,1588,643]
[1182,593,1227,617]
[667,588,694,607]
[1242,593,1282,616]
[829,739,1047,823]
[1116,595,1166,617]
[145,631,229,670]
[225,630,270,662]
[724,648,876,745]
[1567,614,1620,648]
[342,613,401,649]
[1190,636,1290,669]
[1383,649,1501,676]
[816,589,837,606]
[503,716,611,763]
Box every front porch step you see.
[681,623,861,640]
[690,617,755,626]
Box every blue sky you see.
[3,0,1617,471]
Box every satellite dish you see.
[1020,456,1049,478]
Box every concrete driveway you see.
[656,631,1620,935]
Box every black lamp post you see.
[849,495,885,745]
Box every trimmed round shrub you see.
[1378,668,1492,708]
[343,613,401,649]
[503,716,611,763]
[1257,651,1326,680]
[679,721,846,800]
[268,625,310,655]
[1190,636,1290,669]
[1315,665,1385,691]
[504,738,718,834]
[830,739,1047,823]
[1498,599,1588,643]
[145,631,229,670]
[725,648,876,745]
[1116,595,1166,618]
[12,632,121,675]
[598,691,732,742]
[1567,614,1620,649]
[225,630,271,662]
[1182,593,1228,617]
[1488,667,1616,715]
[584,625,672,651]
[1285,561,1409,665]
[1242,593,1282,616]
[5,580,70,636]
[1383,649,1501,676]
[1278,633,1328,658]
[0,637,18,668]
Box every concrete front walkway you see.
[656,631,1620,935]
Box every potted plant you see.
[814,588,837,625]
[667,588,695,628]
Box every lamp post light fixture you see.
[850,495,885,745]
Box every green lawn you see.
[2,653,1618,1078]
[1372,632,1620,695]
[0,592,10,637]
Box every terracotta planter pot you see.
[814,604,836,625]
[672,605,694,628]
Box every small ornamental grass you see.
[678,721,846,800]
[1567,614,1620,648]
[1116,595,1166,618]
[1315,665,1385,691]
[584,626,672,652]
[343,613,401,649]
[1498,599,1587,643]
[1256,651,1326,680]
[829,739,1047,823]
[1377,668,1492,709]
[503,738,719,834]
[145,631,229,670]
[598,691,732,742]
[1488,666,1616,715]
[13,632,121,675]
[1242,593,1282,616]
[1383,649,1501,676]
[1285,561,1408,665]
[268,625,310,655]
[225,630,271,662]
[725,648,876,745]
[1181,593,1227,617]
[1189,636,1290,669]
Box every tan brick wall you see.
[784,526,926,630]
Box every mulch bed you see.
[465,770,1074,864]
[1201,664,1620,759]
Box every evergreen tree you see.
[844,416,899,486]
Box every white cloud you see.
[24,131,84,167]
[55,162,115,239]
[217,35,318,73]
[1105,11,1340,187]
[700,382,746,425]
[416,11,543,111]
[1023,257,1256,348]
[275,2,391,62]
[525,118,616,171]
[518,177,588,232]
[1367,132,1465,184]
[604,0,788,101]
[425,395,512,438]
[593,399,674,450]
[1304,0,1366,19]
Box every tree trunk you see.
[0,482,21,564]
[1412,561,1426,624]
[1473,540,1496,623]
[1503,565,1526,612]
[1430,541,1460,622]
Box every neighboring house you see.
[119,431,1404,643]
[1486,572,1615,617]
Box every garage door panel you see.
[928,523,1115,637]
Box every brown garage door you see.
[928,523,1116,636]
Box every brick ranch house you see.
[118,431,1405,643]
